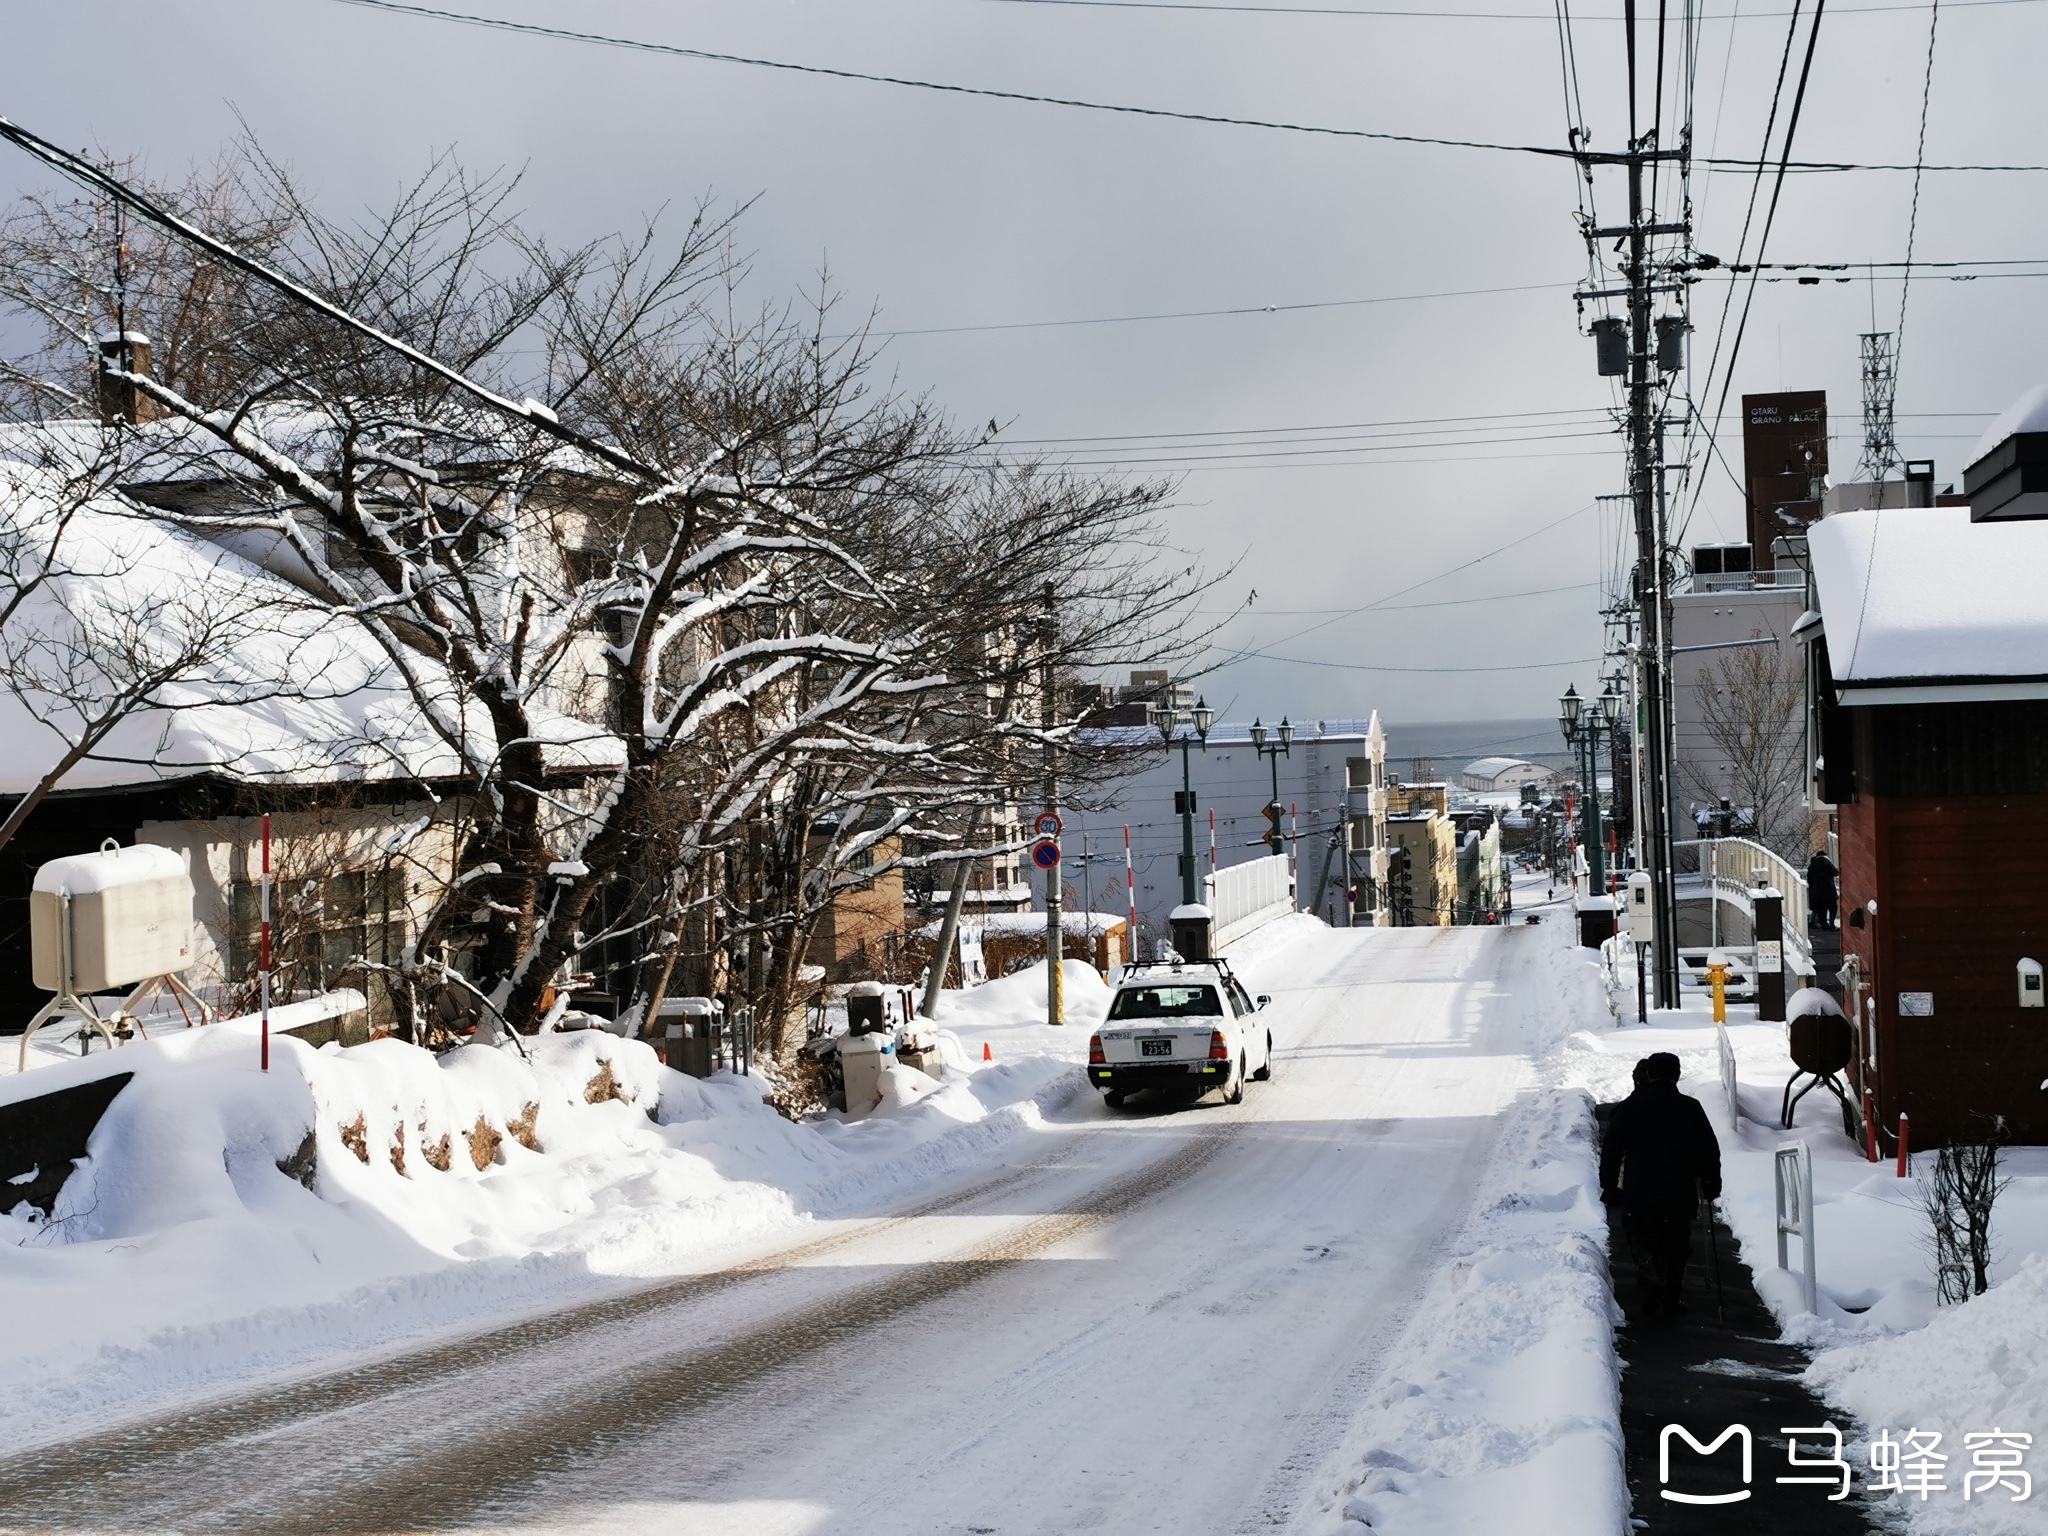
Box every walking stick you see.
[1707,1200,1727,1323]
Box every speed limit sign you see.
[1033,810,1064,840]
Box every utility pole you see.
[1040,584,1064,1026]
[1575,0,1685,1007]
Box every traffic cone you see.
[983,1042,993,1061]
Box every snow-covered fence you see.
[1717,1023,1740,1130]
[1775,1141,1819,1313]
[1204,856,1295,950]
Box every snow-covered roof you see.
[0,462,620,797]
[1808,505,2048,703]
[915,910,1125,940]
[1967,381,2048,469]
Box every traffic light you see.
[1264,800,1284,853]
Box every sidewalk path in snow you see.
[0,924,1570,1535]
[1596,1103,1884,1532]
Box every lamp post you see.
[1248,715,1294,856]
[1560,683,1627,895]
[1159,696,1215,907]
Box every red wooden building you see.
[1807,403,2048,1145]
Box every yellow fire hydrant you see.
[1706,952,1730,1025]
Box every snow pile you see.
[1305,894,1626,1535]
[1310,1091,1624,1535]
[0,959,1120,1445]
[1575,944,2048,1533]
[1807,1256,2048,1535]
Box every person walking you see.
[1600,1052,1722,1318]
[1807,848,1838,930]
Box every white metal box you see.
[31,843,195,994]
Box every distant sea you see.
[1379,718,1572,776]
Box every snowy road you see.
[0,924,1557,1535]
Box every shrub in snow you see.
[1923,1120,2010,1304]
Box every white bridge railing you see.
[1205,855,1296,950]
[1673,837,1813,983]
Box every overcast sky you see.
[5,0,2044,724]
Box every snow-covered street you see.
[0,920,1618,1535]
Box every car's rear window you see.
[1109,985,1223,1020]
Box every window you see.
[230,866,408,995]
[1109,985,1223,1020]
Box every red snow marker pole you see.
[1897,1112,1911,1178]
[1864,1090,1879,1163]
[1208,807,1216,869]
[1123,825,1136,961]
[259,812,272,1073]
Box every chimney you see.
[96,332,161,425]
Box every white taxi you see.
[1087,959,1272,1108]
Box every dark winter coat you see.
[1600,1083,1723,1215]
[1807,852,1838,903]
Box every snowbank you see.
[1304,888,1627,1535]
[1572,941,2048,1533]
[0,959,1124,1448]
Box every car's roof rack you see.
[1116,955,1238,984]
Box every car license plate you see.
[1141,1038,1173,1057]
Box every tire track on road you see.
[0,1113,1241,1533]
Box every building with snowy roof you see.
[0,446,621,1038]
[1804,386,2048,1144]
[1458,757,1556,793]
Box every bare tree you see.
[1685,634,1808,859]
[0,143,1206,1046]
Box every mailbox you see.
[2021,958,2045,1009]
[1623,871,1652,934]
[30,842,193,994]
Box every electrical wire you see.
[1204,501,1600,665]
[1894,0,1941,389]
[1683,0,1828,539]
[981,0,2041,16]
[315,0,2048,172]
[1002,406,1610,445]
[866,280,1565,337]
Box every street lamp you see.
[1249,715,1294,855]
[1158,696,1214,906]
[1559,682,1613,894]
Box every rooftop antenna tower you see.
[1857,331,1899,484]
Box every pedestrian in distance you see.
[1600,1052,1722,1319]
[1807,847,1838,930]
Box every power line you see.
[866,280,1564,336]
[1195,579,1602,612]
[981,0,2041,17]
[316,0,2048,172]
[1210,650,1604,672]
[1003,406,1609,445]
[1895,0,1942,381]
[990,426,1622,466]
[1206,501,1600,664]
[1687,0,1830,537]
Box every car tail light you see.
[1209,1030,1230,1061]
[1088,1035,1105,1064]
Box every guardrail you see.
[1674,837,1812,980]
[1205,855,1295,949]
